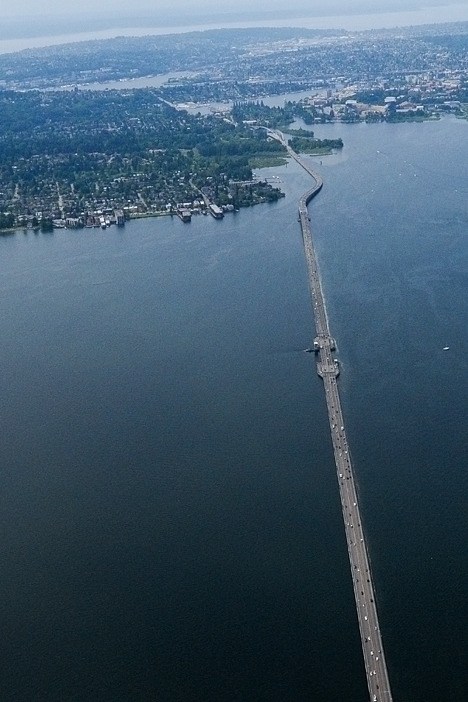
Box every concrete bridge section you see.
[271,130,394,702]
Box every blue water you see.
[0,117,466,701]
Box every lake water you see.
[56,71,200,92]
[0,117,467,701]
[54,80,326,110]
[176,90,327,116]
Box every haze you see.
[2,0,467,21]
[1,0,468,51]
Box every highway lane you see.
[324,375,392,702]
[281,134,393,702]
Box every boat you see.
[209,204,224,219]
[443,346,450,350]
[177,209,192,223]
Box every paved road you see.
[274,130,393,702]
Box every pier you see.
[280,132,394,702]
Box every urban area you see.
[1,22,467,231]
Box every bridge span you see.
[277,132,393,702]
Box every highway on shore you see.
[270,130,394,702]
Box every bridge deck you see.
[283,136,393,702]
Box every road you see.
[272,129,394,702]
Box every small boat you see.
[443,346,450,350]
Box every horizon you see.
[1,1,468,55]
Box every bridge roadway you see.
[275,131,393,702]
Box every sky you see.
[1,0,466,20]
